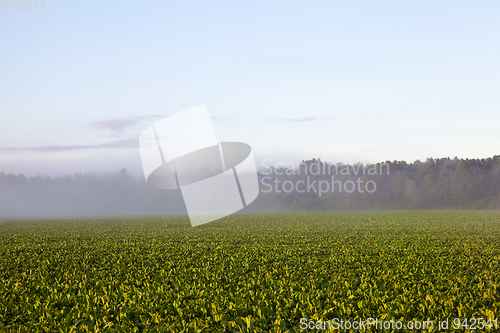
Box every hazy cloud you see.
[285,117,317,122]
[90,114,227,132]
[89,115,164,132]
[90,119,139,132]
[0,139,138,152]
[1,114,229,153]
[278,116,335,122]
[210,116,228,122]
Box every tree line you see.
[250,156,500,211]
[1,155,499,218]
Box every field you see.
[1,211,499,332]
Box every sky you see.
[1,1,499,177]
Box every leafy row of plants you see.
[1,211,499,332]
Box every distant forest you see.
[256,156,500,211]
[1,155,500,218]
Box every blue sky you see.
[1,1,499,176]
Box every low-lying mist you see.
[1,155,500,219]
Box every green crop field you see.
[1,211,499,332]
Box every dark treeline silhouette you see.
[249,156,500,211]
[1,155,500,218]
